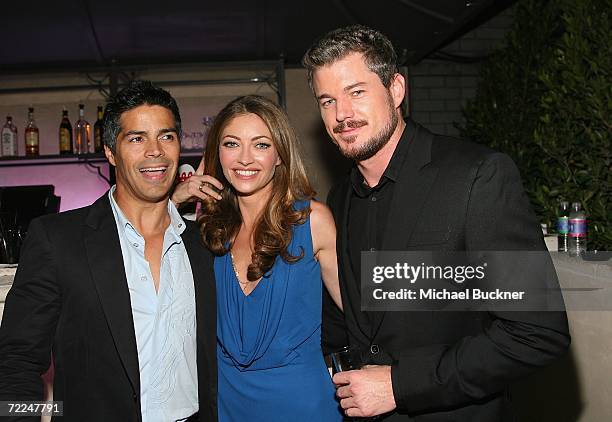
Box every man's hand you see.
[171,158,224,206]
[333,365,396,418]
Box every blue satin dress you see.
[215,201,342,421]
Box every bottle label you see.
[2,129,17,155]
[557,216,569,234]
[59,128,71,151]
[25,131,39,146]
[94,128,102,151]
[569,218,587,237]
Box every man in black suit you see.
[303,26,570,421]
[0,81,217,422]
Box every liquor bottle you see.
[1,115,18,157]
[93,105,104,153]
[24,107,39,156]
[74,103,91,154]
[59,107,73,155]
[557,201,570,252]
[568,202,587,257]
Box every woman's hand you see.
[171,159,224,207]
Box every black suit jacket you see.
[0,194,217,422]
[326,120,570,421]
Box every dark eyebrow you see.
[122,128,177,138]
[222,134,241,141]
[344,82,366,92]
[123,130,146,137]
[222,135,272,142]
[252,135,272,141]
[157,128,178,136]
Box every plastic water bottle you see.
[568,202,587,257]
[557,201,570,252]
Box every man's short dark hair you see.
[102,80,181,151]
[302,25,398,91]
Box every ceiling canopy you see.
[1,0,514,74]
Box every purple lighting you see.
[1,162,110,212]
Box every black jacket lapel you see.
[381,121,438,250]
[84,194,140,397]
[369,122,438,338]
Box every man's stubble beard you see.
[336,95,399,162]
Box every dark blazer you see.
[326,120,570,421]
[0,194,217,422]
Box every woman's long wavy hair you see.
[199,95,316,281]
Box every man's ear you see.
[390,73,406,109]
[104,145,116,166]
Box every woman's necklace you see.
[230,251,255,287]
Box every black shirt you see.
[347,126,413,293]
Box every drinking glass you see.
[0,213,23,264]
[0,228,7,264]
[331,345,363,374]
[330,346,383,421]
[4,228,23,264]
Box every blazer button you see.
[370,344,380,355]
[132,393,138,402]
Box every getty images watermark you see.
[360,251,607,311]
[370,260,525,301]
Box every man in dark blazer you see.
[303,26,570,421]
[0,81,217,422]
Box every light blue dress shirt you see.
[109,187,198,422]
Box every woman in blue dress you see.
[175,95,343,421]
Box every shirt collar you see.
[108,185,186,239]
[350,121,412,195]
[383,123,412,182]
